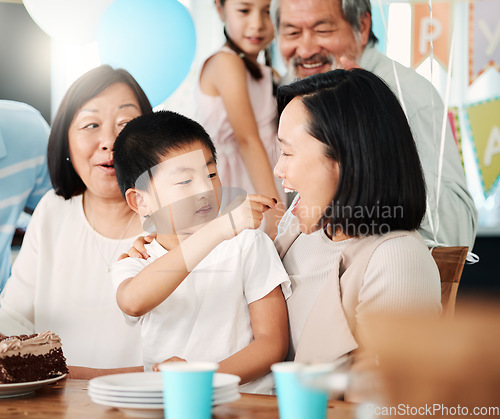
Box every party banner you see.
[465,97,500,197]
[448,107,464,170]
[469,0,500,85]
[412,2,451,69]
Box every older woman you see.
[0,65,152,378]
[274,68,441,362]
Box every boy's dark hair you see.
[277,68,426,236]
[48,65,152,199]
[113,110,217,197]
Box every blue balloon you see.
[98,0,196,107]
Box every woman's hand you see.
[152,356,187,372]
[118,233,157,261]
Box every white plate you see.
[89,372,162,392]
[88,387,238,403]
[88,388,239,404]
[89,371,240,393]
[89,392,163,404]
[88,382,238,399]
[89,390,240,417]
[88,386,162,398]
[0,374,66,399]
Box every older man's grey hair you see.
[271,0,378,45]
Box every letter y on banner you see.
[469,0,500,85]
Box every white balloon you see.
[23,0,115,45]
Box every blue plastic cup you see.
[159,362,218,419]
[272,362,334,419]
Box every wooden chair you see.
[430,246,468,319]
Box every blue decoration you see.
[98,0,196,107]
[371,1,390,54]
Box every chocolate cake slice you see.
[0,331,68,384]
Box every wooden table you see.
[0,378,357,418]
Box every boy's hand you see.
[152,356,187,371]
[118,233,157,261]
[221,194,276,239]
[264,200,286,241]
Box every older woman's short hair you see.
[277,69,426,236]
[47,65,152,199]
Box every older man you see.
[272,0,477,249]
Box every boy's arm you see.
[116,195,276,317]
[216,287,289,384]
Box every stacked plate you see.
[88,371,240,418]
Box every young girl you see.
[195,0,284,239]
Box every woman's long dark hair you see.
[277,69,427,236]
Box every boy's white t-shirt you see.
[112,229,291,394]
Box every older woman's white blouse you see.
[0,190,143,368]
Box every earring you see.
[66,157,71,162]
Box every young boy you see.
[112,110,290,394]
